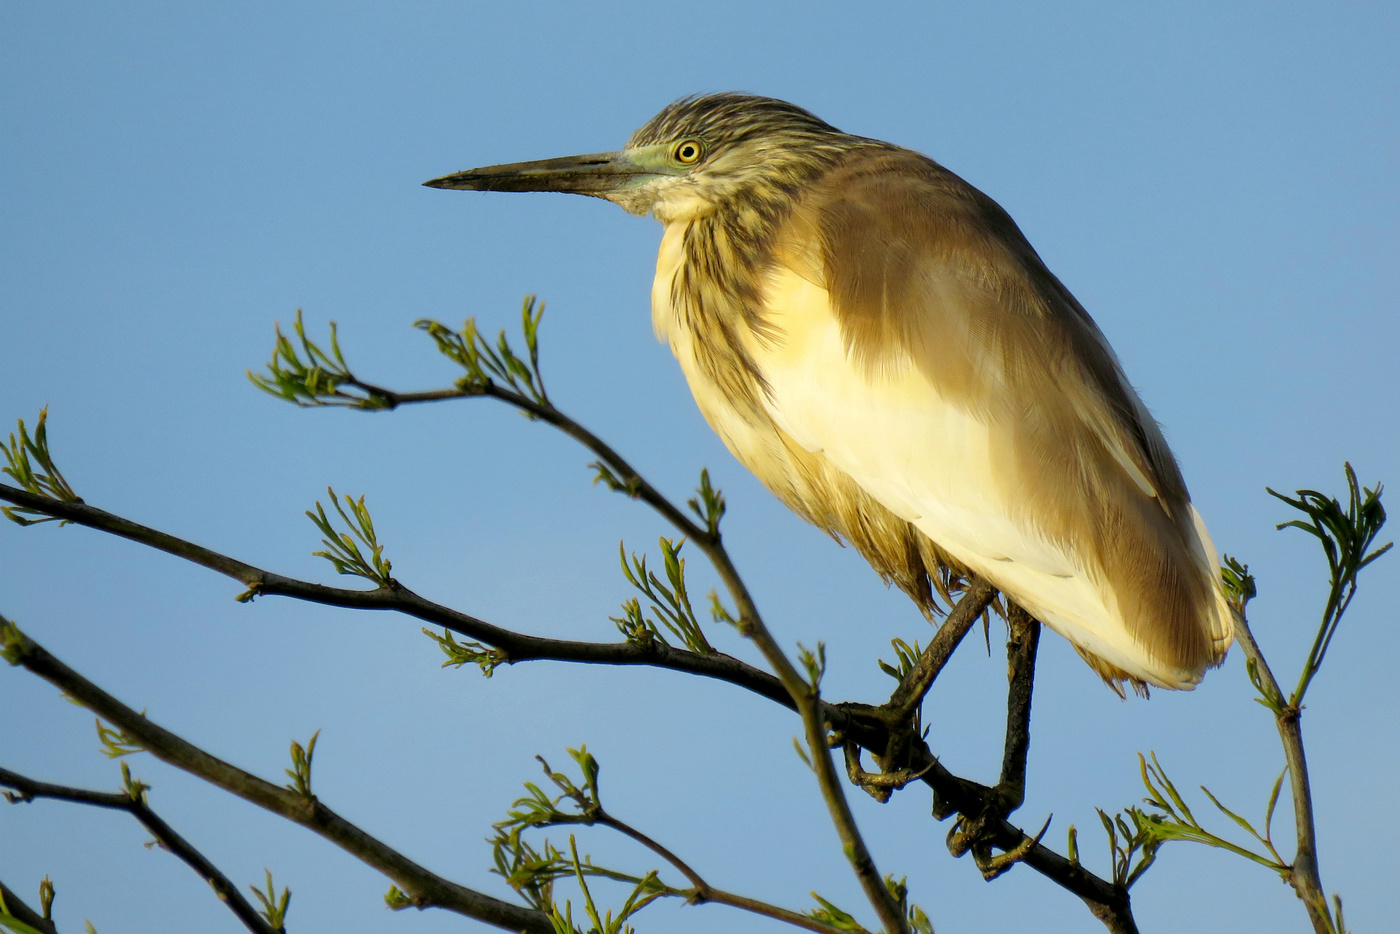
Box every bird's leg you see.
[947,814,1052,882]
[944,602,1045,879]
[990,603,1040,815]
[881,578,997,728]
[829,580,997,798]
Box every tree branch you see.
[252,319,1140,929]
[347,374,909,930]
[343,378,718,549]
[701,566,909,933]
[704,887,871,934]
[588,809,864,934]
[0,483,790,706]
[1230,611,1329,930]
[1,502,904,927]
[0,767,275,934]
[0,481,1133,927]
[0,619,552,934]
[591,809,708,894]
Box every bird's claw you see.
[948,812,1051,881]
[842,740,934,802]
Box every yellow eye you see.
[673,139,703,164]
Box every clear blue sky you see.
[3,2,1396,932]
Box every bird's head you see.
[425,94,855,223]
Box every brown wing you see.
[768,146,1229,681]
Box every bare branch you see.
[687,538,908,932]
[0,477,902,927]
[493,749,875,934]
[588,809,860,934]
[0,618,552,934]
[0,478,1133,927]
[0,766,276,934]
[0,482,790,705]
[1231,610,1331,931]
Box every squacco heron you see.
[426,94,1233,692]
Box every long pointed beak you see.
[423,150,652,197]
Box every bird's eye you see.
[672,140,703,164]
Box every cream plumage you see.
[427,93,1233,692]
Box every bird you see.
[425,93,1233,693]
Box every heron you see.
[425,93,1233,693]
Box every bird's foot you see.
[840,739,934,802]
[946,811,1051,881]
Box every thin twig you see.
[0,767,275,934]
[346,379,716,547]
[592,809,709,893]
[0,623,552,934]
[1230,611,1329,930]
[702,887,871,934]
[700,556,908,933]
[588,809,862,934]
[0,483,788,706]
